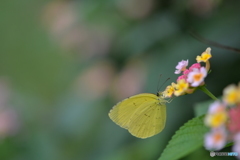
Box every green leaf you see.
[225,142,234,148]
[159,115,208,160]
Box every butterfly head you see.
[157,91,166,97]
[157,91,173,103]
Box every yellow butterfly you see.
[109,92,167,139]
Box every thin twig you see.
[189,30,240,54]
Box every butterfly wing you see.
[109,93,154,129]
[128,100,166,138]
[109,93,166,138]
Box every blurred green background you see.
[1,0,240,160]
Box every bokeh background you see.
[1,0,240,160]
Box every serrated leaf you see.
[159,115,208,160]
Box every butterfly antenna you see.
[157,74,162,91]
[157,76,170,92]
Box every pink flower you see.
[208,101,226,114]
[233,133,240,158]
[204,127,227,151]
[205,101,228,128]
[187,67,207,87]
[177,75,187,81]
[234,133,240,142]
[175,60,188,74]
[228,106,240,133]
[233,143,240,158]
[189,63,201,71]
[0,108,19,137]
[183,69,190,75]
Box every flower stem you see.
[198,86,218,100]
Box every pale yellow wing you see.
[109,93,156,129]
[128,101,166,138]
[109,93,166,138]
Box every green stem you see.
[198,86,218,100]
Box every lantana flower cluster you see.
[204,83,240,157]
[163,47,212,98]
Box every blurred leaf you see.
[194,99,214,117]
[115,14,179,56]
[0,138,22,160]
[159,115,208,160]
[225,142,233,148]
[0,0,75,102]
